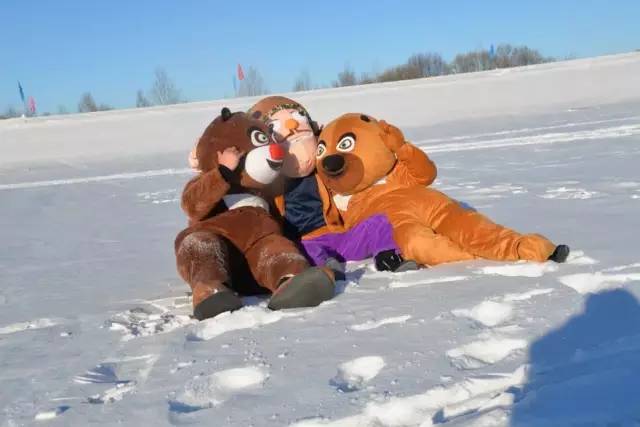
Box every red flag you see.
[28,96,36,114]
[237,64,245,81]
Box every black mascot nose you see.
[322,154,345,176]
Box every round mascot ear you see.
[379,120,405,143]
[221,107,232,121]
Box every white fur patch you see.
[244,145,280,185]
[223,193,269,211]
[333,194,352,211]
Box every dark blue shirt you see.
[283,175,326,239]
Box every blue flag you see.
[18,81,25,103]
[232,75,237,94]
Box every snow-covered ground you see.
[1,53,640,426]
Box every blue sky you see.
[2,0,638,114]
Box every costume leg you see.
[175,229,243,320]
[433,202,556,262]
[244,234,310,292]
[244,233,336,310]
[334,214,399,261]
[393,221,476,266]
[300,236,337,266]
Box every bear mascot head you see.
[247,96,321,178]
[315,113,402,195]
[195,106,285,187]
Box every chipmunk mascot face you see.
[248,96,321,178]
[196,107,285,188]
[315,113,400,195]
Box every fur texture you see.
[316,113,557,265]
[175,109,313,316]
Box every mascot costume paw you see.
[315,113,570,266]
[175,108,335,321]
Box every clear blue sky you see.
[2,0,638,114]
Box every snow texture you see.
[2,53,640,426]
[331,356,386,391]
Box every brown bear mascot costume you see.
[175,108,335,320]
[316,113,570,266]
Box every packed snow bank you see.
[2,53,639,167]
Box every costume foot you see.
[375,250,418,272]
[193,291,243,321]
[325,257,346,281]
[548,244,570,263]
[268,267,335,310]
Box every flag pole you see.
[18,81,27,118]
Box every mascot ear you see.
[195,136,222,172]
[378,120,406,152]
[221,107,232,121]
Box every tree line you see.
[1,44,558,119]
[327,44,555,88]
[1,67,184,118]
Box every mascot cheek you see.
[243,145,281,185]
[283,135,318,177]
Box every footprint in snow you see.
[107,294,194,341]
[74,354,158,404]
[330,356,385,392]
[452,300,514,328]
[34,406,71,421]
[187,305,312,341]
[447,336,528,370]
[169,366,269,412]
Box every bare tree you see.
[77,93,112,113]
[407,53,449,77]
[150,68,182,105]
[136,89,152,108]
[332,65,357,87]
[499,44,552,67]
[78,92,98,113]
[238,66,267,97]
[292,70,312,92]
[359,72,377,85]
[1,105,20,120]
[451,49,492,73]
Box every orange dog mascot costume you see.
[315,113,570,266]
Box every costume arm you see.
[378,120,437,187]
[181,166,234,222]
[391,142,437,186]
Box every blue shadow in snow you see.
[510,288,640,426]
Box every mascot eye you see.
[316,142,327,158]
[336,135,356,152]
[250,129,269,146]
[291,110,308,123]
[268,120,282,135]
